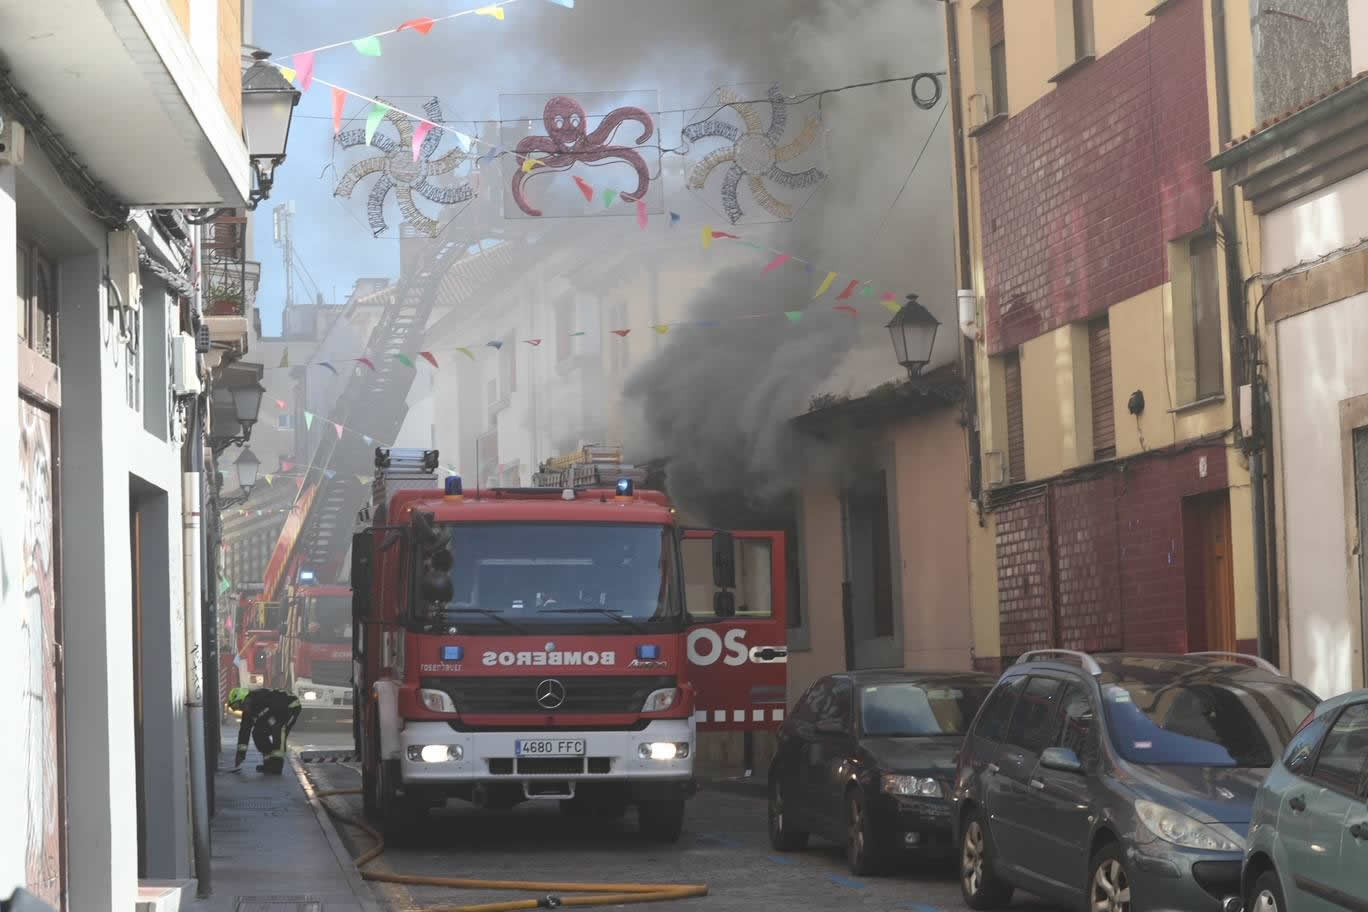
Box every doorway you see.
[841,471,901,669]
[1183,490,1236,653]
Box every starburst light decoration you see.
[682,85,826,224]
[334,98,474,237]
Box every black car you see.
[951,650,1320,912]
[767,670,997,874]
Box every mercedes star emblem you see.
[535,678,566,710]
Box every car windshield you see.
[423,522,679,629]
[301,595,350,641]
[1102,675,1318,767]
[860,682,992,737]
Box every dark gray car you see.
[951,651,1320,912]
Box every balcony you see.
[202,213,259,366]
[0,0,248,207]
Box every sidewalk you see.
[180,738,380,912]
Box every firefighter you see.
[227,686,301,774]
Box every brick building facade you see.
[952,0,1257,670]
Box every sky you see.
[248,0,954,337]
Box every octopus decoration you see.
[683,85,825,224]
[511,95,654,217]
[334,98,474,237]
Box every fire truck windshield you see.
[420,523,680,632]
[302,595,351,642]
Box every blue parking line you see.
[903,905,940,912]
[766,855,797,865]
[698,833,744,849]
[827,874,867,889]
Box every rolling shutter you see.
[1004,352,1025,483]
[1089,317,1115,460]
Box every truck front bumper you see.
[399,719,694,796]
[294,679,353,712]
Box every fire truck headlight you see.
[639,742,690,761]
[408,744,462,763]
[641,688,680,713]
[418,688,457,713]
[302,690,318,702]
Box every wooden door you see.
[1184,492,1236,652]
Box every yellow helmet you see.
[227,687,250,710]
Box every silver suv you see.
[951,651,1319,912]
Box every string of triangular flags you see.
[271,0,571,69]
[265,203,911,374]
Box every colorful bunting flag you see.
[352,36,382,56]
[836,280,860,301]
[521,156,542,173]
[545,0,574,6]
[653,324,670,335]
[219,577,232,595]
[762,254,791,273]
[279,65,297,83]
[860,285,876,297]
[487,341,504,350]
[571,331,586,336]
[303,412,314,429]
[814,271,838,298]
[282,460,295,472]
[669,212,681,226]
[603,188,618,208]
[275,399,287,409]
[525,339,543,346]
[333,422,344,439]
[264,474,274,485]
[413,121,434,162]
[636,199,648,229]
[362,435,374,446]
[785,311,803,323]
[294,52,315,91]
[358,357,376,371]
[332,88,346,134]
[357,474,371,484]
[365,103,387,145]
[475,5,506,20]
[612,329,631,337]
[453,131,473,152]
[574,175,594,202]
[835,304,858,316]
[325,469,337,480]
[397,16,436,34]
[712,230,740,240]
[319,361,338,375]
[880,292,901,315]
[702,225,713,250]
[419,351,439,368]
[457,347,475,360]
[396,353,415,368]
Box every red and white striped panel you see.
[694,707,785,724]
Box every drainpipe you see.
[1211,0,1276,664]
[183,330,212,891]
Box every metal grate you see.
[234,896,322,911]
[421,675,674,714]
[517,758,583,775]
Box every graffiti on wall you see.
[19,398,62,905]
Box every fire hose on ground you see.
[308,772,710,912]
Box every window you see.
[1005,676,1063,753]
[1310,702,1368,794]
[278,413,296,430]
[16,239,58,363]
[1089,316,1115,460]
[843,473,895,639]
[859,681,994,737]
[988,1,1008,116]
[819,678,853,733]
[791,680,826,725]
[1283,711,1332,775]
[974,675,1025,743]
[1052,681,1099,768]
[1071,0,1094,61]
[1190,234,1223,399]
[1004,351,1025,482]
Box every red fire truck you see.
[222,594,285,694]
[352,448,787,843]
[279,583,355,720]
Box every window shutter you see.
[988,1,1005,45]
[1005,352,1025,482]
[1089,317,1115,460]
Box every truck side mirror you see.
[713,590,736,618]
[712,531,736,589]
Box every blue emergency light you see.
[637,644,660,661]
[445,475,463,496]
[442,646,464,662]
[616,477,634,497]
[298,569,315,582]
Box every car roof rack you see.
[1015,649,1102,676]
[1185,651,1285,676]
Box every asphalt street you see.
[287,719,1064,912]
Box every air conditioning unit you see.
[0,117,25,166]
[171,332,201,395]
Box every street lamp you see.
[242,50,300,210]
[886,293,940,378]
[210,379,266,453]
[220,447,261,507]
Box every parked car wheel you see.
[768,780,809,851]
[1248,870,1286,912]
[846,790,882,875]
[959,809,1014,909]
[1089,843,1132,912]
